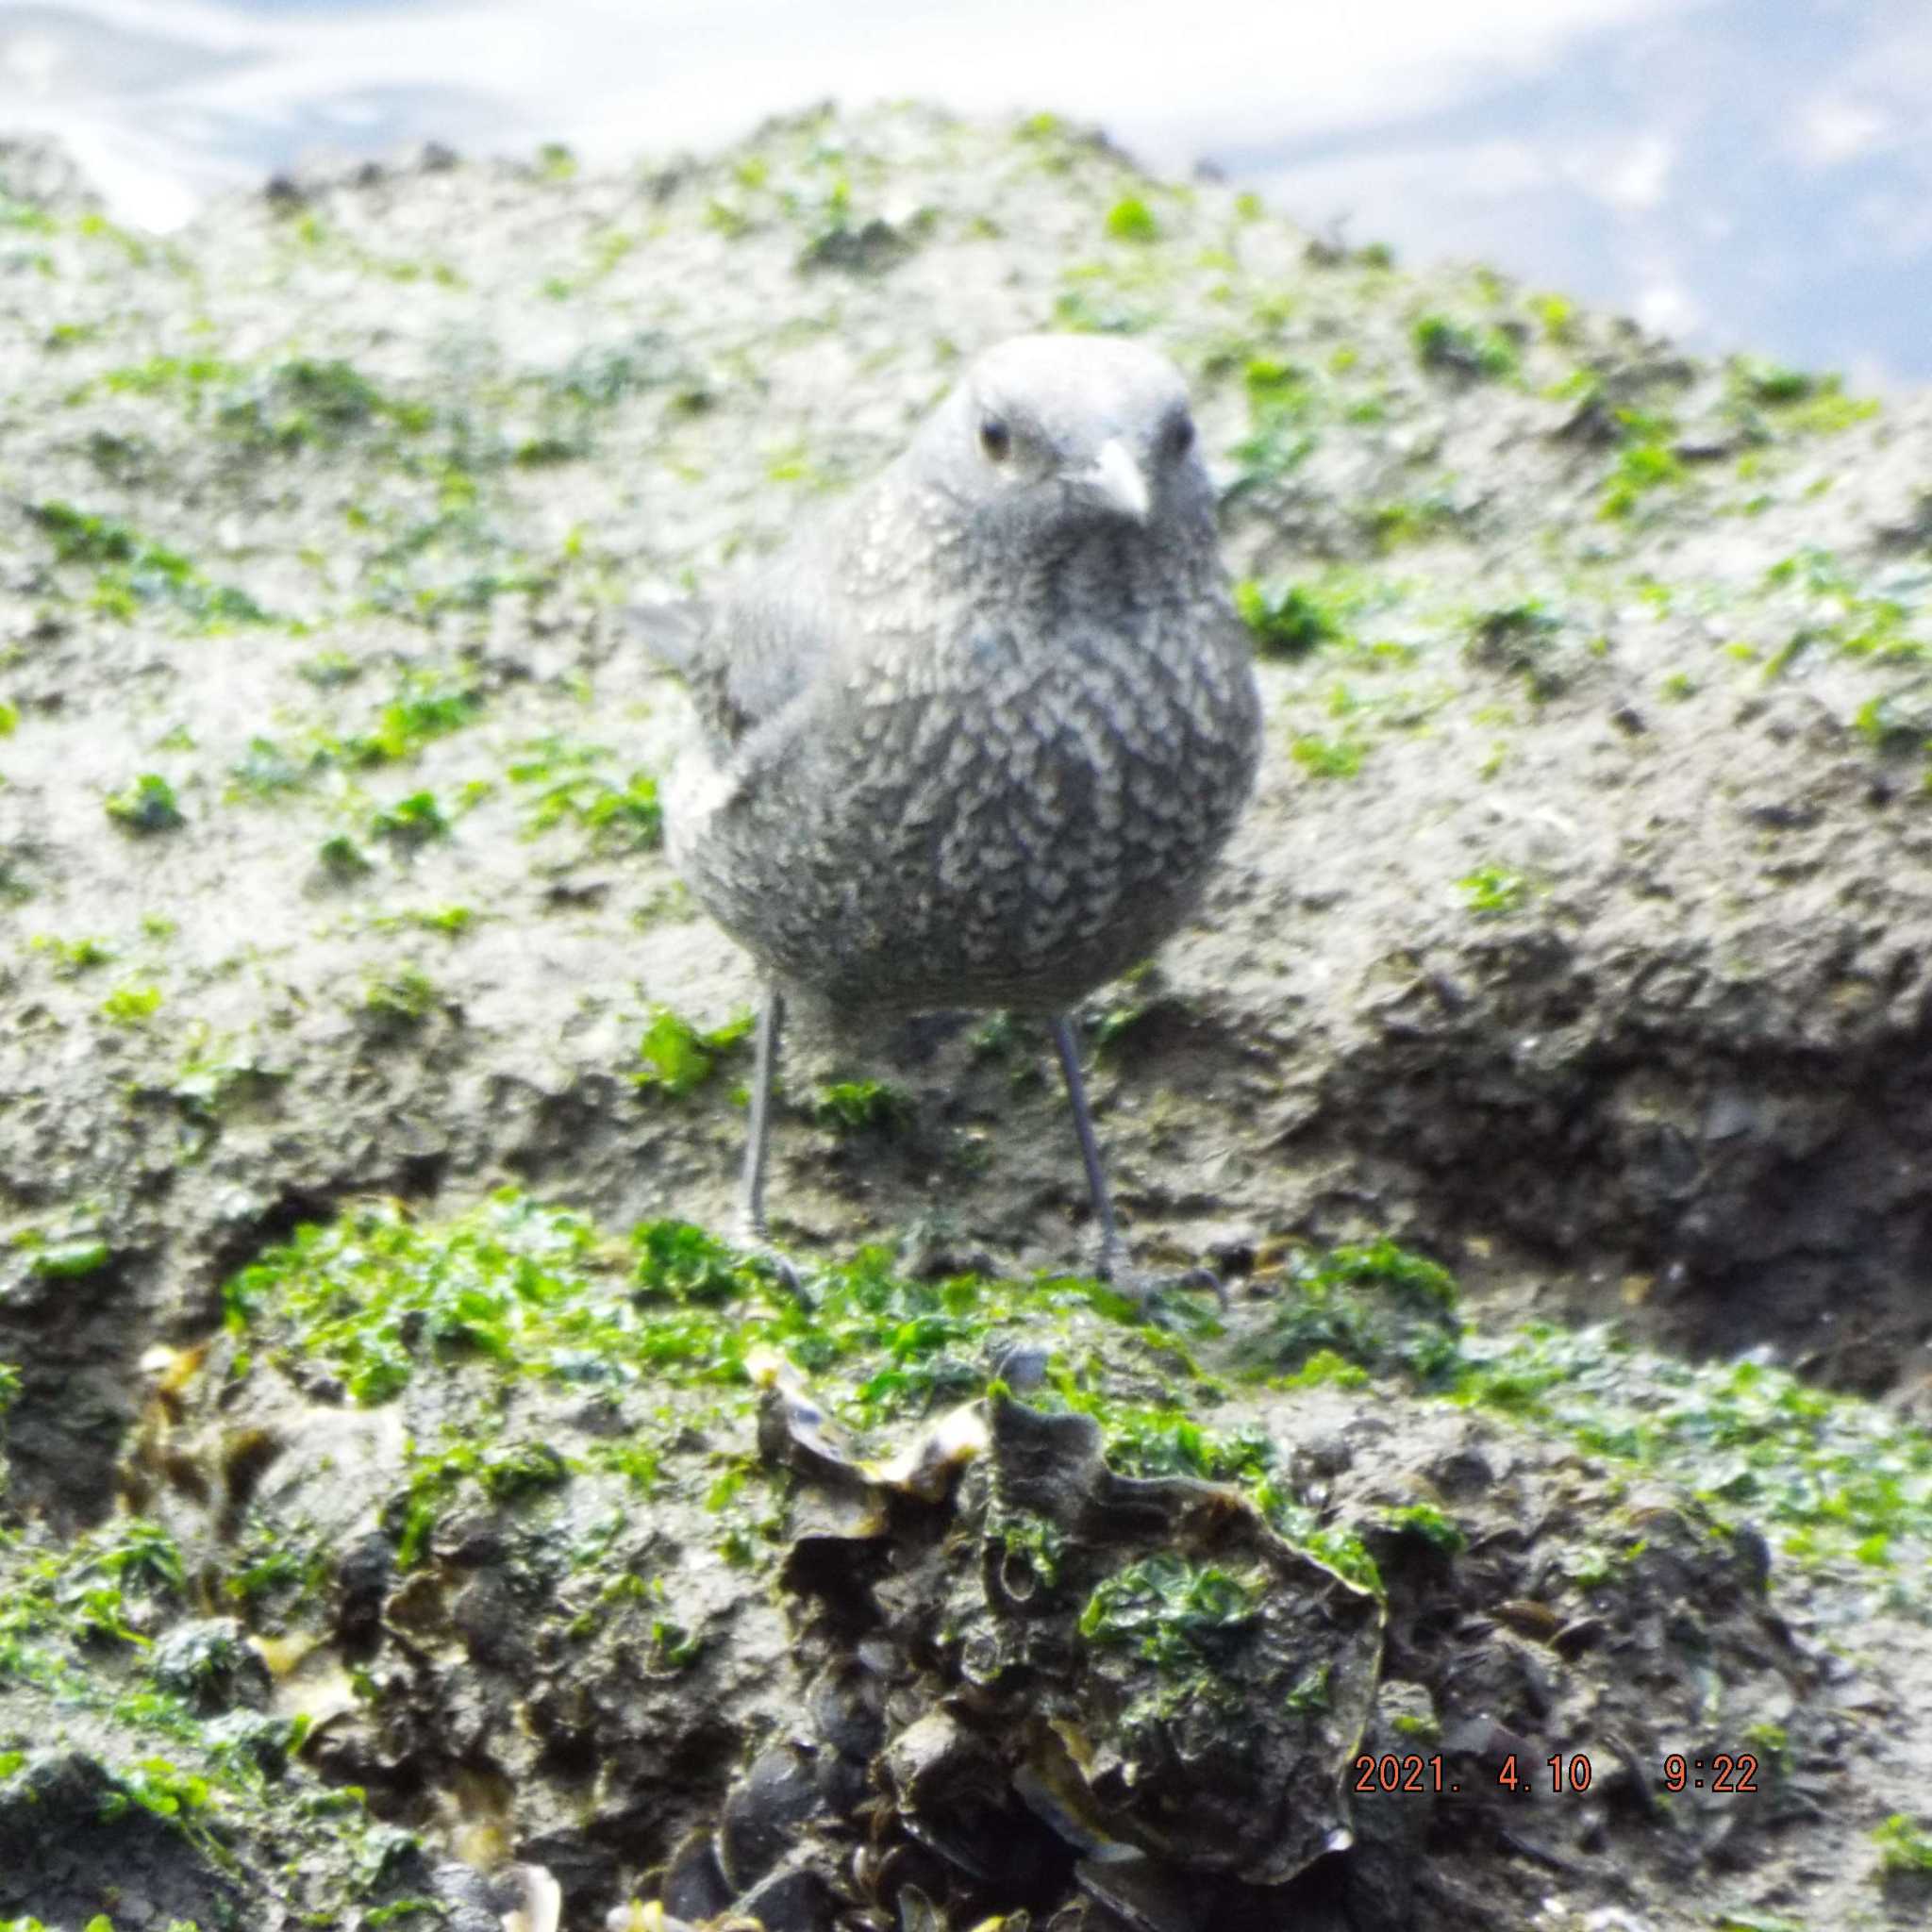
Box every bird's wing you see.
[628,528,850,754]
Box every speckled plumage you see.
[658,335,1261,1014]
[641,334,1261,1281]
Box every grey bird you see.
[637,333,1261,1294]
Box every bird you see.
[634,333,1261,1297]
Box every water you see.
[2,0,1926,383]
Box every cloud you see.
[1255,137,1549,236]
[3,0,1712,225]
[1553,129,1674,212]
[1797,96,1891,167]
[1633,278,1703,335]
[1602,132,1674,209]
[3,29,63,96]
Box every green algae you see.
[1222,368,1319,499]
[1379,1503,1467,1555]
[1453,1324,1932,1608]
[1234,579,1339,658]
[1078,1553,1264,1674]
[633,1007,752,1098]
[25,1241,113,1282]
[217,1194,1195,1449]
[316,833,374,881]
[29,503,271,630]
[1250,1239,1461,1387]
[1104,197,1159,243]
[1411,312,1518,382]
[1872,1812,1932,1883]
[358,967,442,1032]
[104,775,185,835]
[1288,733,1365,779]
[0,1513,425,1923]
[1361,491,1466,552]
[1456,864,1529,916]
[336,675,484,767]
[225,737,320,804]
[1760,548,1929,667]
[28,935,115,976]
[61,1179,1926,1924]
[1464,600,1571,698]
[369,791,449,849]
[1085,1407,1274,1485]
[1724,358,1879,441]
[99,985,162,1027]
[811,1080,909,1132]
[511,755,662,851]
[1601,437,1688,518]
[5,1914,204,1931]
[1233,1238,1932,1609]
[208,1195,1267,1630]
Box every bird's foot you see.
[733,1216,807,1297]
[1092,1238,1228,1320]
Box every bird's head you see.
[915,333,1211,541]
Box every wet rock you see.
[1341,1681,1437,1929]
[798,215,918,275]
[336,1526,396,1645]
[0,135,102,213]
[432,1858,517,1932]
[452,1569,535,1672]
[882,1712,1058,1890]
[0,1751,241,1926]
[149,1616,273,1711]
[1,95,1929,1932]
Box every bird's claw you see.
[1094,1241,1228,1317]
[734,1219,806,1297]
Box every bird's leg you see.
[1049,1011,1225,1312]
[1049,1012,1124,1281]
[738,986,787,1247]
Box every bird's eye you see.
[1164,413,1196,459]
[979,416,1012,463]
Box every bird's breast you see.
[682,593,1257,1011]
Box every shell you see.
[717,1745,831,1893]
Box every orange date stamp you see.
[1351,1751,1761,1795]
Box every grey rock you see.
[429,1859,514,1932]
[148,1616,272,1713]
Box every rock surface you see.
[1,104,1930,1932]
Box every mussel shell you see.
[718,1746,829,1892]
[1074,1855,1207,1932]
[662,1827,734,1922]
[736,1853,835,1932]
[882,1713,1066,1895]
[808,1658,887,1762]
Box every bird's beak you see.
[1072,438,1152,523]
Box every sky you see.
[1,0,1927,383]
